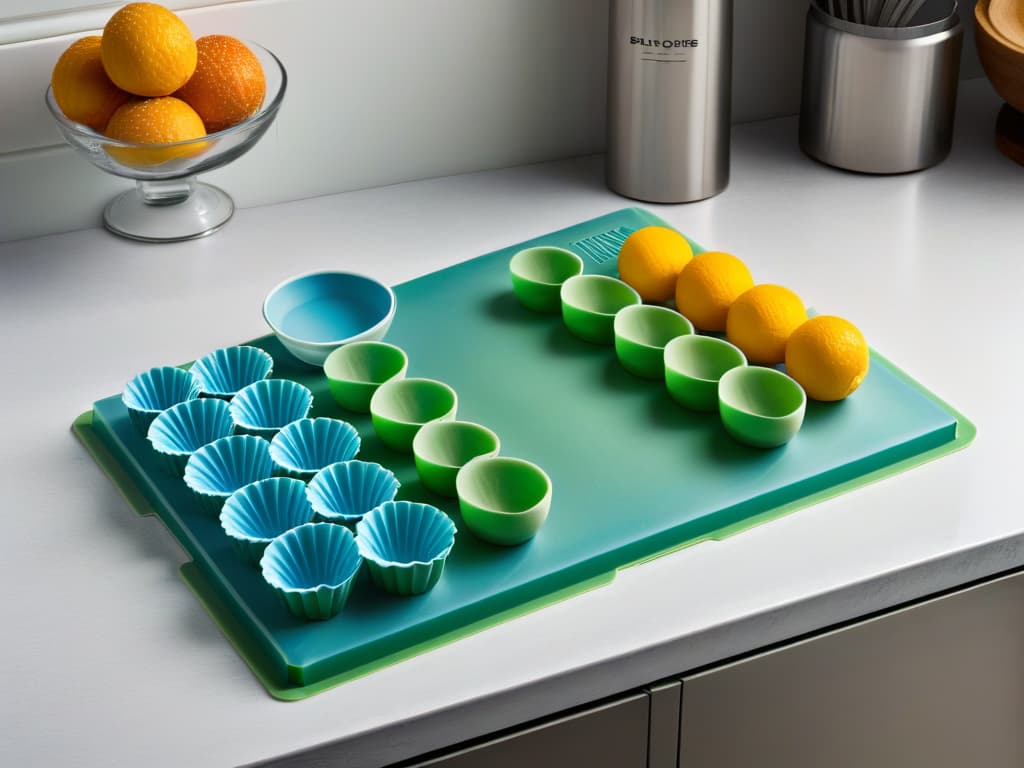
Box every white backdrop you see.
[0,0,982,242]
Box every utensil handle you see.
[896,0,930,26]
[876,0,903,25]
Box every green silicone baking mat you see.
[73,207,975,700]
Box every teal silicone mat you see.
[73,207,974,700]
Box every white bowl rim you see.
[262,270,397,350]
[509,246,585,286]
[718,365,808,421]
[613,304,695,349]
[455,455,553,517]
[412,419,501,470]
[663,334,747,382]
[560,274,642,315]
[369,377,458,427]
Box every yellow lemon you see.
[104,96,206,166]
[51,36,130,132]
[617,226,693,302]
[786,316,869,401]
[726,284,807,365]
[101,2,197,97]
[675,251,754,331]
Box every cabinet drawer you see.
[410,692,650,768]
[679,571,1024,768]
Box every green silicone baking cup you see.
[664,334,748,412]
[413,420,501,497]
[323,341,408,413]
[509,246,585,313]
[456,456,552,546]
[614,304,695,380]
[561,274,642,345]
[718,365,806,449]
[369,377,458,453]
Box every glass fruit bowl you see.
[45,41,286,243]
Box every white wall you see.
[0,0,982,243]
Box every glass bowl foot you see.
[103,178,235,243]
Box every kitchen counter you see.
[1,77,1021,768]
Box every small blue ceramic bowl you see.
[122,366,201,434]
[190,345,274,399]
[183,435,275,516]
[306,460,400,524]
[146,398,235,476]
[355,501,456,595]
[220,477,315,565]
[269,417,361,479]
[229,379,313,438]
[262,271,396,365]
[260,522,362,621]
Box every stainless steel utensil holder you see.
[799,2,963,174]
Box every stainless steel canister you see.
[799,2,963,174]
[606,0,733,203]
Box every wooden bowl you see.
[989,0,1024,50]
[976,0,1024,113]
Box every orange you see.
[726,284,807,365]
[617,226,694,302]
[786,316,869,401]
[176,35,266,132]
[50,36,129,132]
[101,3,197,97]
[104,97,206,165]
[674,251,754,331]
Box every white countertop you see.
[1,78,1021,768]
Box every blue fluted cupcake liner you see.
[184,435,275,516]
[220,477,315,565]
[306,460,400,524]
[122,366,201,434]
[355,501,456,595]
[269,418,361,479]
[260,522,362,621]
[147,398,235,476]
[190,345,274,399]
[229,379,313,438]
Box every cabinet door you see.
[679,571,1024,768]
[411,692,650,768]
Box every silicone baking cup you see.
[122,366,201,434]
[260,523,362,621]
[189,345,273,399]
[355,501,457,595]
[183,434,275,515]
[220,477,315,565]
[229,379,313,438]
[269,417,361,479]
[306,460,401,524]
[146,397,234,476]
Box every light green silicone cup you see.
[323,341,408,413]
[561,274,642,345]
[718,365,807,449]
[509,246,585,313]
[456,456,552,546]
[664,334,748,412]
[413,420,501,497]
[613,304,695,380]
[369,378,458,453]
